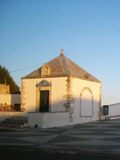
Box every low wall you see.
[107,103,120,119]
[28,112,69,128]
[0,112,26,121]
[0,94,20,105]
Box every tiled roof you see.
[22,53,100,82]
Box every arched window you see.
[80,87,93,117]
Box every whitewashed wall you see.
[69,78,101,125]
[0,94,11,105]
[21,77,66,113]
[25,76,101,128]
[28,112,69,128]
[21,79,37,112]
[106,103,120,119]
[0,94,20,106]
[50,77,66,112]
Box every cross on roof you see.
[60,48,64,54]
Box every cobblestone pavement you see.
[0,119,120,156]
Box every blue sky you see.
[0,0,120,105]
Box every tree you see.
[0,65,20,94]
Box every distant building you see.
[21,50,102,128]
[106,103,120,119]
[0,84,20,112]
[0,84,10,94]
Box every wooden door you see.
[40,90,49,112]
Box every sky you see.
[0,0,120,105]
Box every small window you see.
[41,65,51,76]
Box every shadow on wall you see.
[27,96,100,115]
[27,96,100,128]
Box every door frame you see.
[39,90,49,112]
[36,85,51,112]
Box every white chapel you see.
[21,50,102,128]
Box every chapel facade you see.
[21,50,102,128]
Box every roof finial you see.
[60,48,64,55]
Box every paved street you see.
[0,148,120,160]
[0,119,120,159]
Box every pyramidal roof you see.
[22,53,100,82]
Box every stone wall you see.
[0,111,26,121]
[0,84,10,94]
